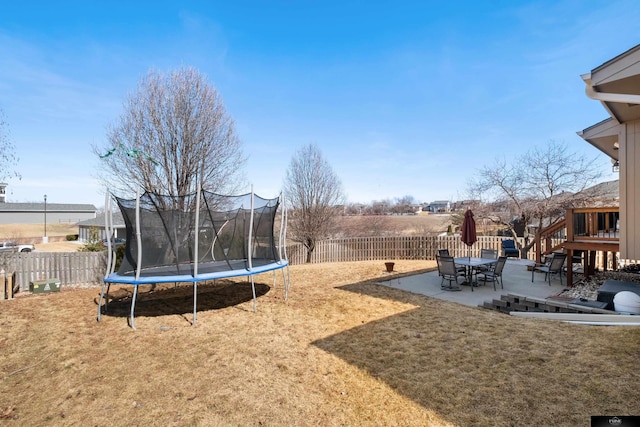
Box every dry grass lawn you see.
[1,260,639,426]
[0,223,77,240]
[0,223,82,252]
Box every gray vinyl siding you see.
[0,203,97,225]
[622,120,640,260]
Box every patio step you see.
[480,293,617,315]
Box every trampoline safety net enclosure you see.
[98,188,290,329]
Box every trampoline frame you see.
[97,187,290,329]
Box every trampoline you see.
[97,188,290,329]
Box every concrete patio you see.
[377,258,568,308]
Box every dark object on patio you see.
[476,256,507,291]
[570,299,608,310]
[621,264,640,274]
[436,255,464,291]
[597,279,640,310]
[460,209,477,258]
[531,253,567,286]
[501,240,520,258]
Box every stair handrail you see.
[534,218,567,264]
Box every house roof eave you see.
[577,117,620,161]
[582,44,640,123]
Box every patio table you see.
[454,257,498,290]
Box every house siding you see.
[623,120,640,260]
[0,203,97,225]
[0,211,95,224]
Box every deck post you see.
[566,248,573,287]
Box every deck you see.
[535,207,620,287]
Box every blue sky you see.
[0,1,636,207]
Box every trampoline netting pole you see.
[98,191,113,322]
[193,184,202,325]
[130,188,142,330]
[248,186,257,312]
[279,192,291,300]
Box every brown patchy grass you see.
[34,241,84,252]
[0,223,77,240]
[1,260,638,426]
[0,224,85,251]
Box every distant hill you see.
[575,179,619,206]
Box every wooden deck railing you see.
[534,207,620,286]
[565,207,619,242]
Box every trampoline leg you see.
[129,286,139,330]
[193,282,197,326]
[97,281,108,321]
[251,276,257,313]
[283,266,291,301]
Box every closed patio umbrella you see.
[461,209,477,259]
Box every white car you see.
[0,241,35,253]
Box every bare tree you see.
[366,199,393,215]
[284,143,345,263]
[468,141,603,255]
[95,67,245,199]
[0,108,20,182]
[391,195,417,214]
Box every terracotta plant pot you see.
[385,262,395,272]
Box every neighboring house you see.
[0,202,97,224]
[578,43,640,262]
[424,200,451,213]
[77,212,126,242]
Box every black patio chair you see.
[531,253,567,286]
[476,256,507,291]
[436,255,465,291]
[477,248,498,273]
[480,248,498,259]
[438,249,465,273]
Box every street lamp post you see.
[43,194,47,243]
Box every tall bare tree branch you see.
[0,108,21,182]
[94,67,245,199]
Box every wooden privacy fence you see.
[0,236,620,292]
[287,236,534,265]
[0,252,107,291]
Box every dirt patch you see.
[0,223,79,246]
[34,241,84,252]
[0,260,638,426]
[0,224,84,251]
